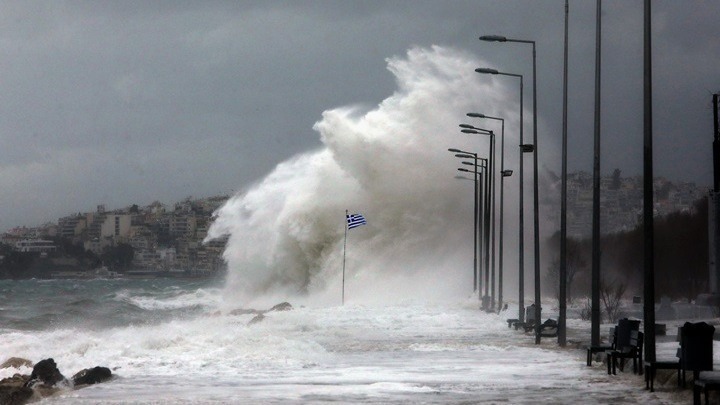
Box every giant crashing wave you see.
[206,45,537,307]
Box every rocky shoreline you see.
[0,302,294,404]
[0,357,112,405]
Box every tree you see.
[600,277,628,323]
[545,236,588,303]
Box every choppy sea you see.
[0,278,686,404]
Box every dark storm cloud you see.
[0,1,718,230]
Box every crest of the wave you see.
[207,45,522,308]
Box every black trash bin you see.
[679,321,715,387]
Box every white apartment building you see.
[100,214,132,239]
[14,239,57,253]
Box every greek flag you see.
[346,213,367,230]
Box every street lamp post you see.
[475,67,525,323]
[459,160,489,304]
[461,125,496,311]
[449,148,480,295]
[467,113,509,312]
[480,34,542,344]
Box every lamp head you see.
[475,67,499,75]
[467,113,486,118]
[479,35,508,42]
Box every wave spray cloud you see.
[207,46,527,307]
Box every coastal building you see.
[14,239,57,253]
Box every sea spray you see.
[207,45,552,306]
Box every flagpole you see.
[342,209,348,305]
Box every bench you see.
[586,327,616,366]
[644,359,680,392]
[694,371,720,405]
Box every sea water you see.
[0,278,685,404]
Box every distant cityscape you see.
[0,171,709,278]
[0,195,231,278]
[544,170,707,238]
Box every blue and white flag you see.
[346,213,367,230]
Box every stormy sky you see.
[0,1,718,231]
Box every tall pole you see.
[591,0,602,348]
[530,41,541,346]
[519,78,525,322]
[484,141,492,307]
[713,94,720,295]
[475,67,524,322]
[499,120,505,311]
[714,93,720,191]
[342,210,348,305]
[474,155,479,293]
[559,0,569,347]
[643,0,656,365]
[490,132,497,310]
[465,116,506,311]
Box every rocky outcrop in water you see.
[248,313,266,325]
[0,358,113,405]
[0,359,31,370]
[269,302,293,312]
[24,358,67,388]
[72,367,112,386]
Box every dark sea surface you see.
[0,278,223,331]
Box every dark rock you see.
[72,367,112,386]
[268,302,293,312]
[248,313,265,325]
[24,358,66,388]
[229,308,261,316]
[0,385,35,405]
[0,374,30,388]
[0,358,32,370]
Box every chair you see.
[605,319,641,375]
[608,330,644,375]
[587,327,616,366]
[513,304,537,331]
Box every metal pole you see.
[591,0,602,348]
[519,77,525,322]
[343,210,348,305]
[499,120,505,311]
[485,147,492,306]
[490,132,497,310]
[643,0,656,365]
[530,40,541,345]
[478,169,485,301]
[713,93,719,191]
[474,155,479,293]
[559,0,569,347]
